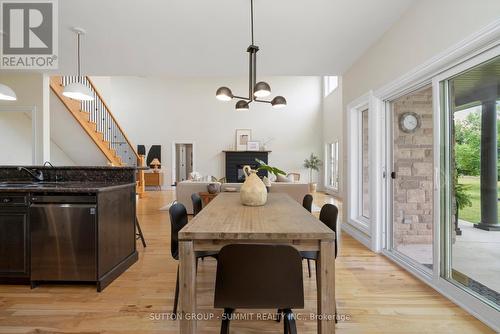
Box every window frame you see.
[324,141,340,192]
[346,94,371,236]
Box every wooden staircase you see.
[50,76,135,166]
[50,76,146,196]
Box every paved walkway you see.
[453,221,500,293]
[397,221,500,294]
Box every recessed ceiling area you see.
[44,0,414,76]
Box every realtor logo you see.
[0,0,58,69]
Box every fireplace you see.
[224,151,270,183]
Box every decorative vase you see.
[207,183,219,194]
[309,183,317,193]
[240,165,267,206]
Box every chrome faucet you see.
[42,161,62,182]
[17,167,44,182]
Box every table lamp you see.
[150,158,161,173]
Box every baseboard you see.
[341,222,373,251]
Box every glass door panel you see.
[390,85,434,269]
[442,55,500,309]
[362,109,370,218]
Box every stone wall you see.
[393,86,434,244]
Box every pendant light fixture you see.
[63,27,94,101]
[215,0,286,110]
[0,83,17,101]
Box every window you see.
[361,109,370,219]
[346,97,371,235]
[323,76,338,97]
[326,141,339,191]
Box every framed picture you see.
[235,129,252,151]
[247,141,260,151]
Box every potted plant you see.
[454,177,472,236]
[304,153,322,192]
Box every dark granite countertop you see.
[0,165,137,185]
[0,181,136,193]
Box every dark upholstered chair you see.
[191,193,202,216]
[214,244,304,334]
[301,203,338,278]
[302,194,313,213]
[169,202,217,315]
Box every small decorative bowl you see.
[207,183,220,194]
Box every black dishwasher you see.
[30,194,97,282]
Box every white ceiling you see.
[54,0,413,76]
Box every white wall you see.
[343,0,500,105]
[322,77,343,197]
[0,101,83,167]
[49,91,108,166]
[0,112,32,165]
[0,73,50,164]
[91,76,323,186]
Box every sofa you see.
[176,180,310,214]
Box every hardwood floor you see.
[0,190,493,334]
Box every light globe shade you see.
[271,96,287,109]
[62,82,94,101]
[235,100,249,111]
[253,81,271,98]
[0,83,17,101]
[216,86,233,101]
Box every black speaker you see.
[137,145,146,156]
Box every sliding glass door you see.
[440,55,500,309]
[387,85,434,270]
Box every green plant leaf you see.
[254,158,287,177]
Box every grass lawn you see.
[458,176,500,224]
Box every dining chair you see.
[169,202,217,315]
[302,194,313,212]
[302,203,338,277]
[191,193,203,216]
[214,244,304,334]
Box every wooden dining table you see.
[178,192,336,333]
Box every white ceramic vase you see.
[240,165,267,206]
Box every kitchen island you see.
[0,166,138,292]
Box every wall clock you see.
[399,112,421,133]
